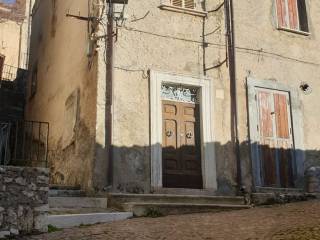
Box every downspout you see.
[17,24,22,68]
[26,0,33,69]
[226,0,242,191]
[106,0,114,186]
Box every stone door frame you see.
[247,77,305,189]
[150,70,217,191]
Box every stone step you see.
[252,192,314,205]
[49,197,108,209]
[50,185,81,190]
[49,189,86,197]
[255,187,304,193]
[122,202,251,217]
[108,193,245,209]
[48,212,133,228]
[49,207,117,215]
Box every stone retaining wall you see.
[0,166,49,238]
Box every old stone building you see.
[25,0,320,197]
[0,0,33,70]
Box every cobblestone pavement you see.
[21,200,320,240]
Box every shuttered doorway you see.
[255,88,295,188]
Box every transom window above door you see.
[276,0,309,34]
[161,84,200,104]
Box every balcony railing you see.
[1,64,18,82]
[0,121,49,167]
[0,64,28,92]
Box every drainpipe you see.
[17,24,23,68]
[26,0,33,69]
[225,0,242,192]
[106,0,114,186]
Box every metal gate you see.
[0,121,49,167]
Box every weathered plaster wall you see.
[232,0,320,190]
[25,0,320,195]
[111,0,320,194]
[0,166,49,238]
[25,0,100,191]
[0,0,33,68]
[110,0,235,194]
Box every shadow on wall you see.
[93,141,320,195]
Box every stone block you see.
[34,213,48,233]
[0,231,10,239]
[4,178,13,183]
[15,177,27,186]
[37,176,49,184]
[10,228,19,235]
[0,166,49,237]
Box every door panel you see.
[274,93,290,139]
[258,91,274,138]
[162,101,202,189]
[260,139,277,186]
[256,89,294,188]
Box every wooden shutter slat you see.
[184,0,195,9]
[171,0,195,9]
[258,91,274,138]
[288,0,299,30]
[276,0,288,28]
[274,93,290,139]
[172,0,183,7]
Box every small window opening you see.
[276,0,309,33]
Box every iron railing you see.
[0,64,28,92]
[0,123,11,165]
[0,121,49,167]
[1,64,18,82]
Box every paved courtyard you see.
[21,200,320,240]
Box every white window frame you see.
[275,0,310,35]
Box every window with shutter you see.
[160,0,206,17]
[276,0,309,33]
[171,0,195,9]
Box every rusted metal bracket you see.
[66,13,97,22]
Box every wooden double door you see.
[256,88,295,188]
[162,100,202,189]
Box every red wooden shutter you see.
[258,92,274,138]
[276,0,288,28]
[276,0,299,30]
[274,93,290,139]
[288,0,299,30]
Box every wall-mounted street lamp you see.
[109,0,129,21]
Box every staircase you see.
[48,186,133,228]
[108,193,251,217]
